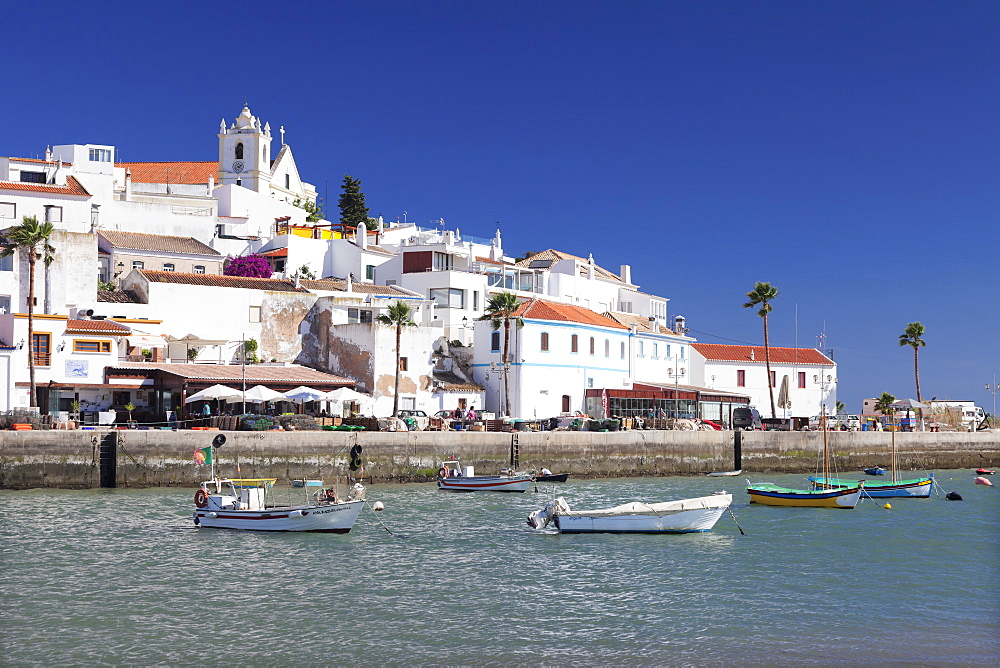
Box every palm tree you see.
[376,300,416,418]
[0,216,56,408]
[478,291,523,417]
[743,281,779,418]
[898,322,926,402]
[874,392,896,423]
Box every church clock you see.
[232,161,245,173]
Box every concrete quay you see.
[1,429,997,490]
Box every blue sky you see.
[5,1,998,412]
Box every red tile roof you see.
[514,249,622,282]
[65,318,131,334]
[691,343,834,365]
[510,298,628,329]
[117,161,219,184]
[107,362,355,386]
[0,176,91,197]
[4,157,73,166]
[140,270,307,292]
[99,230,220,255]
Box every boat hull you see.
[809,475,933,498]
[535,473,570,483]
[529,493,733,533]
[555,506,727,533]
[747,484,862,508]
[437,475,533,492]
[193,500,365,532]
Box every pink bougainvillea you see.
[224,254,272,278]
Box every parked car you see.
[838,414,861,430]
[732,407,763,430]
[396,410,428,419]
[809,415,840,429]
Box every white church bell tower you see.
[218,105,273,193]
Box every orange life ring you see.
[438,466,448,478]
[194,488,209,508]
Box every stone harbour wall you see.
[1,429,998,490]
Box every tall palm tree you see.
[0,216,56,408]
[376,300,416,418]
[478,291,523,417]
[874,392,896,422]
[898,322,926,402]
[743,281,779,418]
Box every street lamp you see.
[668,367,686,418]
[986,374,999,425]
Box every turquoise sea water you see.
[2,471,997,666]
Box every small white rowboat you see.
[528,492,733,533]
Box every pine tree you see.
[338,175,372,230]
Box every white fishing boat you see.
[527,492,733,533]
[707,469,743,477]
[193,477,366,532]
[436,460,533,492]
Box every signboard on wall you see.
[65,360,88,378]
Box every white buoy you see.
[373,501,385,511]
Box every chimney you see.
[357,225,367,250]
[620,264,631,284]
[124,168,132,201]
[207,174,215,195]
[674,315,686,335]
[588,254,595,281]
[345,273,353,293]
[648,316,658,333]
[750,349,755,361]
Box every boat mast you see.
[822,411,829,483]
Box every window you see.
[132,261,144,271]
[20,171,46,183]
[666,344,671,359]
[44,206,62,223]
[285,174,290,189]
[249,305,261,323]
[653,343,658,358]
[236,179,242,186]
[491,332,500,352]
[562,395,571,412]
[473,291,479,311]
[162,263,175,272]
[798,372,806,389]
[0,295,8,314]
[620,342,625,359]
[540,332,549,351]
[571,334,578,353]
[113,391,131,406]
[637,340,644,356]
[680,346,685,360]
[91,204,100,227]
[193,265,205,274]
[400,396,416,411]
[770,371,776,388]
[88,148,112,162]
[365,264,375,280]
[429,288,465,309]
[348,308,372,324]
[737,370,746,387]
[0,202,14,219]
[0,255,12,272]
[235,142,244,159]
[73,339,111,353]
[589,337,595,355]
[620,301,632,313]
[32,333,51,367]
[432,252,454,272]
[399,357,408,371]
[263,146,268,163]
[604,339,610,357]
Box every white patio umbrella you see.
[186,384,242,402]
[777,375,791,411]
[283,386,327,402]
[226,385,285,404]
[324,387,373,415]
[283,386,327,413]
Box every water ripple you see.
[1,473,997,665]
